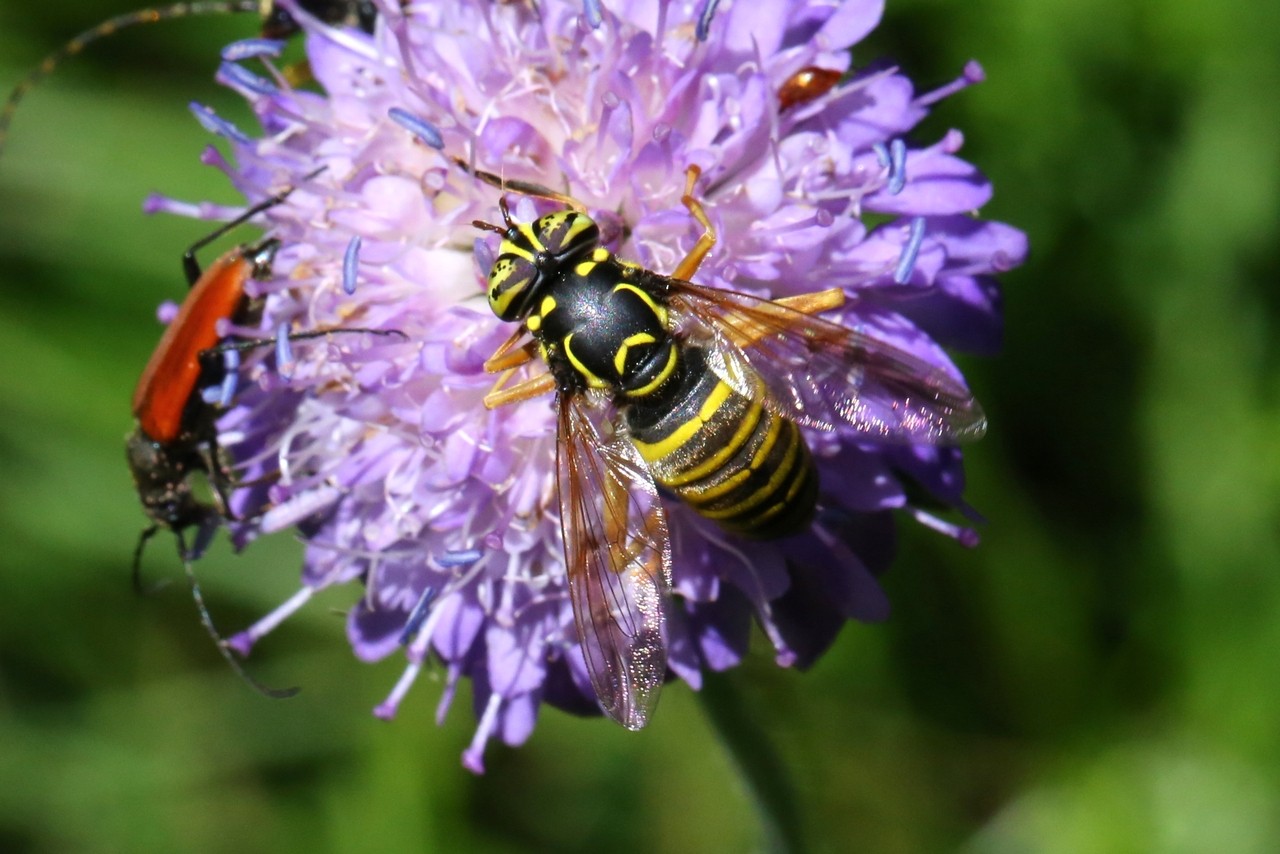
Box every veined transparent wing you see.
[556,394,672,730]
[666,280,986,444]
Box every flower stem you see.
[698,671,807,854]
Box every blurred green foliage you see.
[0,1,1277,851]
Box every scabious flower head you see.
[149,0,1026,771]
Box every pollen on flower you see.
[151,0,1026,770]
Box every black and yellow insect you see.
[475,166,987,730]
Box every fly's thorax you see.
[487,209,601,322]
[530,255,675,393]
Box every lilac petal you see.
[498,692,539,746]
[828,73,926,149]
[541,657,600,716]
[887,444,970,506]
[767,560,848,668]
[430,596,486,662]
[347,597,406,662]
[879,275,1005,355]
[716,0,788,55]
[816,0,886,49]
[663,607,704,689]
[688,591,752,672]
[868,150,993,215]
[486,621,548,697]
[818,445,906,512]
[803,524,892,623]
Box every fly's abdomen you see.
[626,351,818,540]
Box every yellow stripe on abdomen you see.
[630,374,818,539]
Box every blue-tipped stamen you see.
[190,102,250,143]
[343,235,361,295]
[221,38,286,61]
[388,108,444,150]
[398,586,439,646]
[695,0,722,42]
[217,348,241,407]
[887,138,908,195]
[582,0,603,28]
[396,549,481,646]
[275,322,294,375]
[873,141,890,168]
[218,61,277,96]
[893,217,927,284]
[908,506,980,548]
[437,548,483,568]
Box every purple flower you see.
[150,0,1026,771]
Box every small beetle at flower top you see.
[777,65,844,111]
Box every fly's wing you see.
[556,394,672,730]
[667,281,986,444]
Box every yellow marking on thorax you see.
[628,344,679,398]
[613,332,658,376]
[540,295,557,317]
[613,282,669,328]
[526,314,542,333]
[592,247,610,262]
[574,259,597,277]
[562,333,608,389]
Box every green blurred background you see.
[1,1,1277,851]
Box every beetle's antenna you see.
[174,529,301,699]
[0,2,260,159]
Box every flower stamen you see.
[226,586,314,656]
[189,102,250,143]
[342,235,361,295]
[894,217,928,285]
[220,38,285,61]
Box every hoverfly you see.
[473,165,987,729]
[0,0,386,157]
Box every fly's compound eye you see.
[533,210,600,259]
[487,251,540,322]
[486,211,602,322]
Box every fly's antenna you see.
[450,156,586,211]
[174,529,301,699]
[0,1,260,159]
[386,106,586,212]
